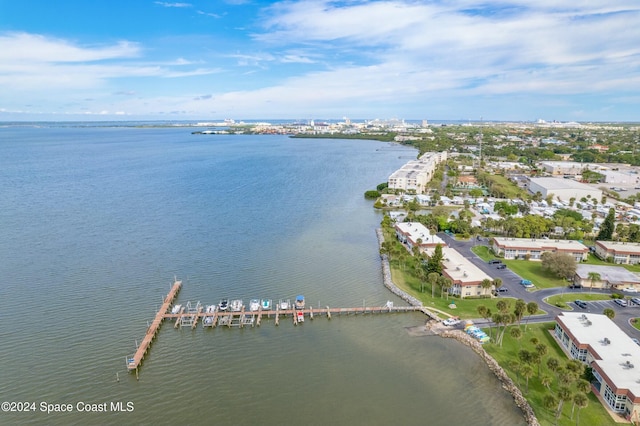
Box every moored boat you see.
[295,295,305,310]
[297,310,304,323]
[261,299,271,310]
[249,299,260,312]
[279,299,290,310]
[230,299,243,312]
[218,299,228,311]
[171,304,182,314]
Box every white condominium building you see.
[388,151,447,194]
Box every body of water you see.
[0,125,525,425]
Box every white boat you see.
[279,299,290,310]
[261,299,271,310]
[296,310,304,323]
[249,299,260,312]
[171,304,182,314]
[295,295,305,310]
[205,305,216,314]
[230,299,243,312]
[203,316,213,325]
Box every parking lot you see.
[572,298,640,312]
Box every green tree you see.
[546,357,560,378]
[425,244,444,274]
[521,364,534,394]
[427,272,440,298]
[541,374,552,390]
[603,307,615,319]
[573,393,588,425]
[525,302,538,330]
[587,272,601,293]
[541,251,577,280]
[514,299,527,327]
[510,326,522,348]
[556,386,573,422]
[535,343,548,377]
[596,207,616,241]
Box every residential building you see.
[491,237,588,261]
[394,222,444,251]
[553,313,640,420]
[423,246,494,299]
[528,177,602,202]
[388,151,447,194]
[595,241,640,264]
[573,264,640,291]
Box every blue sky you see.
[1,0,639,121]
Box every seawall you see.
[376,228,539,426]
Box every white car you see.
[443,317,461,326]
[622,287,638,293]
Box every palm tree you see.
[576,379,591,396]
[525,302,538,331]
[510,326,522,348]
[556,386,573,423]
[546,356,560,379]
[544,394,558,417]
[521,364,534,394]
[573,392,588,425]
[535,343,548,377]
[493,277,503,292]
[481,278,492,296]
[427,272,439,298]
[438,276,453,300]
[587,272,601,293]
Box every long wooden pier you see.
[126,279,182,373]
[126,282,431,374]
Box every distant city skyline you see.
[1,1,639,121]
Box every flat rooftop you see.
[529,177,598,191]
[493,237,588,252]
[423,246,492,284]
[575,264,640,283]
[596,241,640,254]
[395,222,445,245]
[557,313,640,396]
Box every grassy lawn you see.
[471,245,495,261]
[389,263,544,319]
[503,260,566,290]
[582,253,640,273]
[633,319,640,331]
[484,323,616,426]
[545,294,614,310]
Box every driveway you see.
[438,232,640,338]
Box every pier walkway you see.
[126,282,431,374]
[126,279,182,373]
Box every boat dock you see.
[126,278,182,373]
[126,282,431,374]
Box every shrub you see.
[364,190,380,199]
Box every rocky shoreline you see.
[376,228,539,426]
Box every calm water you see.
[0,125,525,425]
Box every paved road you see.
[438,232,640,339]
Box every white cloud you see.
[154,2,192,8]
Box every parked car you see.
[568,284,582,289]
[631,297,640,305]
[497,287,509,292]
[496,264,507,269]
[574,300,588,309]
[622,287,638,293]
[520,279,534,288]
[488,259,502,265]
[632,338,640,346]
[614,299,628,307]
[443,317,461,326]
